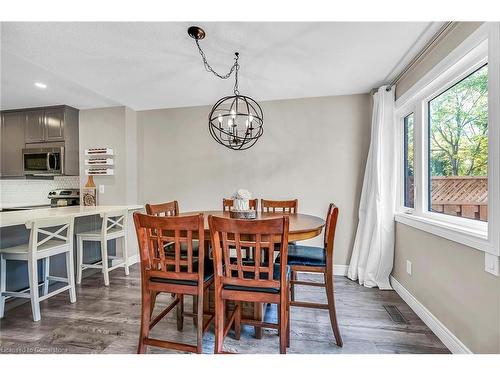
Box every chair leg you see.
[137,289,152,354]
[101,239,110,286]
[290,270,296,301]
[66,250,77,303]
[0,256,6,318]
[325,271,343,347]
[234,301,241,340]
[43,257,50,296]
[254,302,263,339]
[28,257,41,322]
[122,235,129,276]
[76,237,83,284]
[214,293,225,354]
[196,292,204,353]
[176,294,184,331]
[278,302,287,354]
[193,295,198,326]
[286,281,291,348]
[150,291,158,318]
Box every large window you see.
[394,25,500,256]
[403,113,415,208]
[428,65,488,221]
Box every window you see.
[428,65,488,221]
[403,113,415,208]
[394,24,500,256]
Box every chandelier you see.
[188,26,264,151]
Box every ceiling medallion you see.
[188,26,264,151]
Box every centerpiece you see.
[229,189,257,219]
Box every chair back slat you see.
[100,210,127,237]
[134,212,204,283]
[222,198,258,212]
[145,200,179,217]
[261,199,298,214]
[26,216,74,254]
[209,215,289,290]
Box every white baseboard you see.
[390,276,472,354]
[334,265,348,276]
[127,254,140,265]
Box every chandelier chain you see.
[195,39,240,95]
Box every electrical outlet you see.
[99,185,105,194]
[406,260,412,276]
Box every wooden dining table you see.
[180,210,326,242]
[180,210,326,338]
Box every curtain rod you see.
[385,22,454,92]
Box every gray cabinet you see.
[1,112,25,177]
[44,108,65,141]
[24,110,45,143]
[1,105,79,177]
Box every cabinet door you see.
[44,108,64,141]
[24,110,45,143]
[1,112,25,176]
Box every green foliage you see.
[429,65,488,177]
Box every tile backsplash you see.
[0,176,80,208]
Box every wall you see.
[394,223,500,353]
[392,21,500,353]
[137,94,371,266]
[79,106,139,258]
[396,22,483,100]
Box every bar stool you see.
[0,216,76,322]
[76,210,129,286]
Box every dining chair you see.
[76,209,129,286]
[277,203,342,347]
[222,198,259,212]
[0,216,76,322]
[133,212,214,354]
[145,200,179,216]
[261,199,298,214]
[209,215,290,354]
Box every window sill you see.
[395,212,492,254]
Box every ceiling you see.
[0,22,443,111]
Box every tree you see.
[429,65,488,177]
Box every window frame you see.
[395,23,500,256]
[403,112,415,209]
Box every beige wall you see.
[393,21,500,353]
[396,22,484,99]
[137,94,371,266]
[393,223,500,353]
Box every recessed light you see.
[34,82,47,89]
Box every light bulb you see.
[249,114,254,123]
[228,119,233,128]
[230,109,236,119]
[218,114,223,124]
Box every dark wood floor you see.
[0,264,450,354]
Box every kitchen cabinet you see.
[44,107,65,141]
[24,110,45,143]
[1,112,25,177]
[1,105,79,177]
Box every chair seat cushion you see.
[149,257,213,286]
[223,263,290,294]
[276,244,326,267]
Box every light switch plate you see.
[99,185,105,194]
[485,253,499,276]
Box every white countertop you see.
[0,205,143,228]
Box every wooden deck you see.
[0,264,450,354]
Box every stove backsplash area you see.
[0,176,80,208]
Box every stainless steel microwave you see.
[22,147,64,176]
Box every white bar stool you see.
[0,216,76,322]
[76,210,129,286]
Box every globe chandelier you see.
[188,26,264,150]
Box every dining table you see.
[180,210,326,338]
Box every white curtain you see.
[347,86,396,290]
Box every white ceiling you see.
[1,22,443,111]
